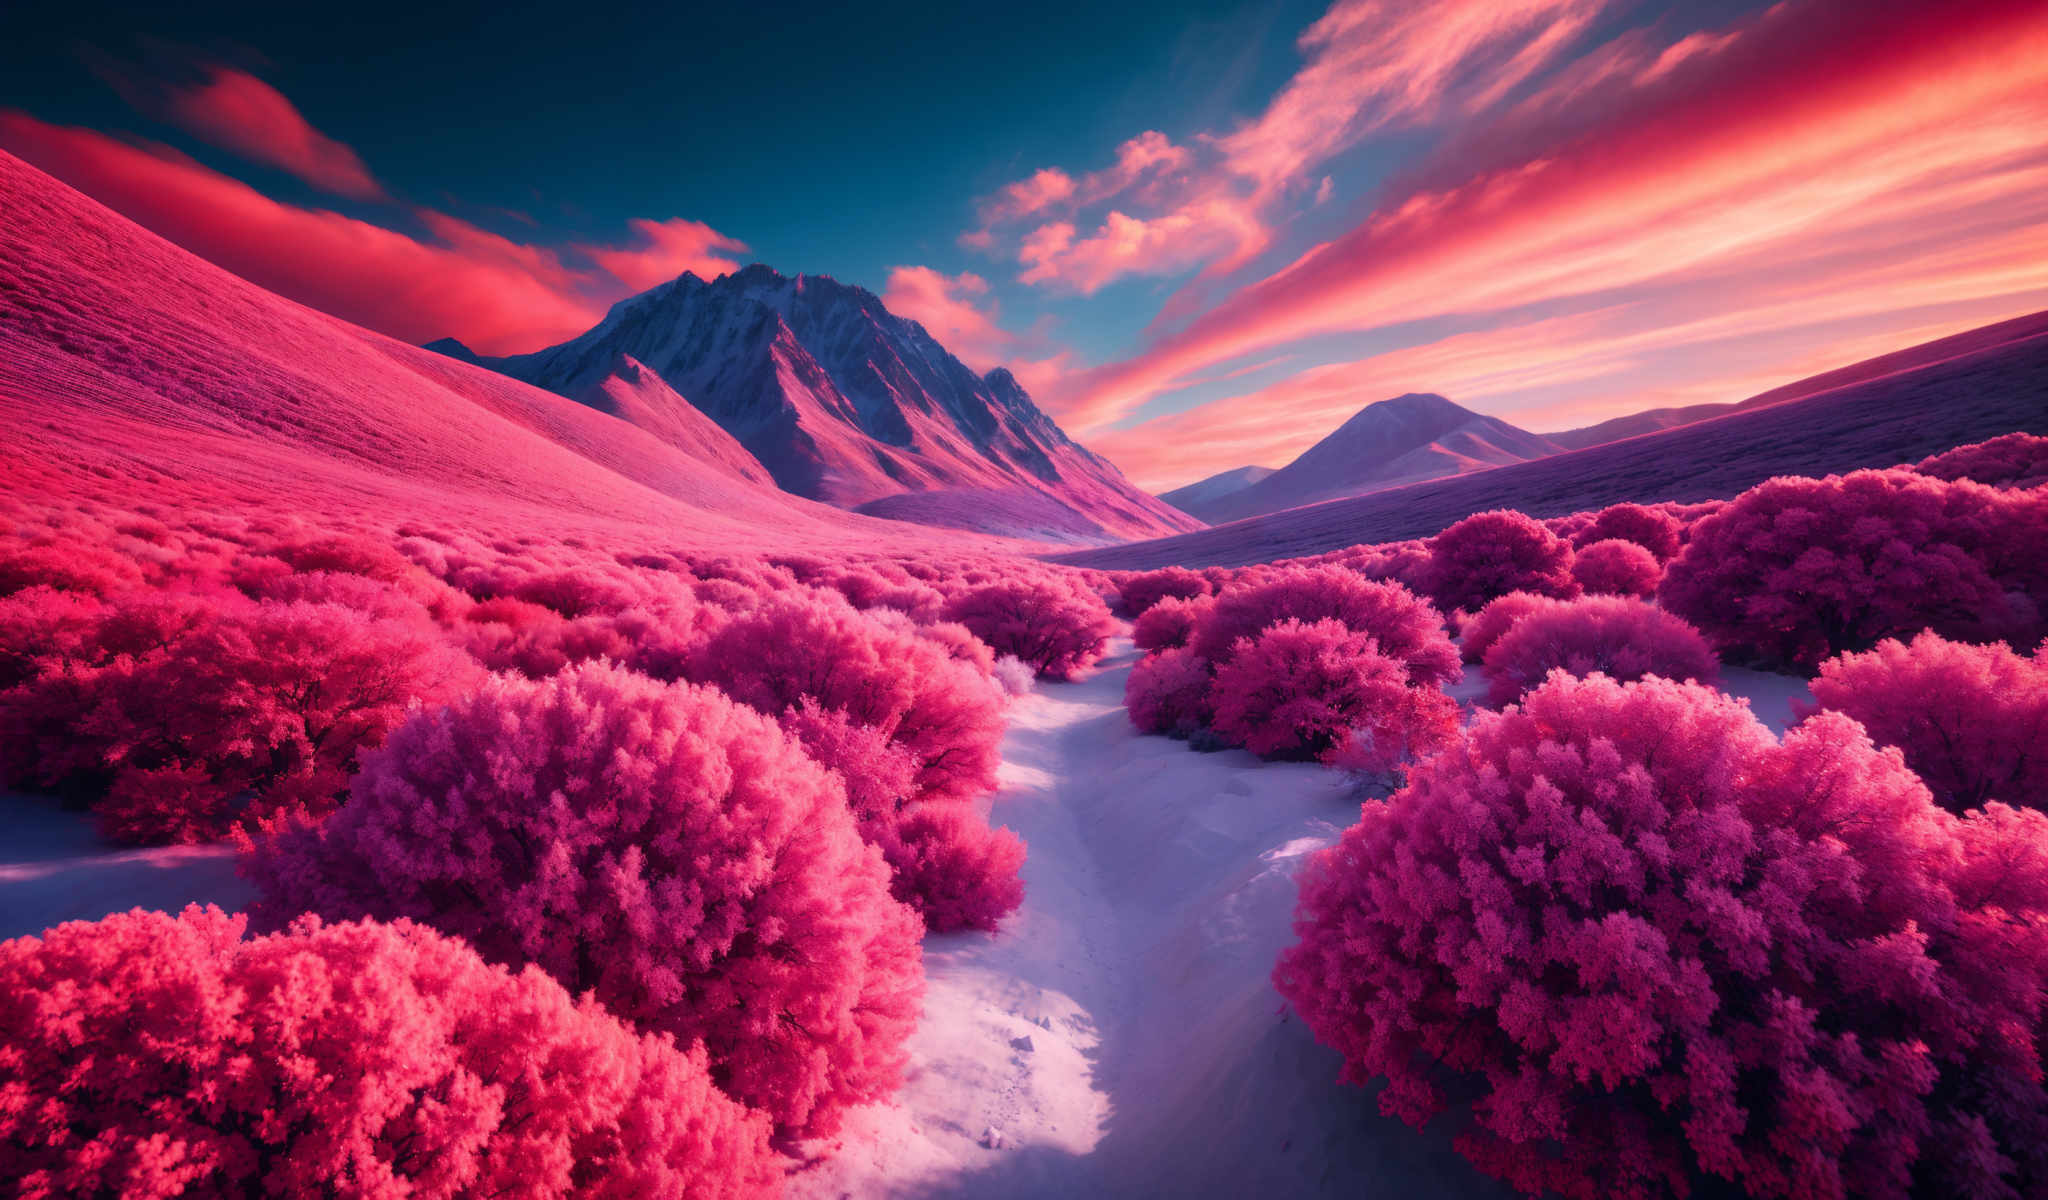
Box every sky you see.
[5,0,2046,492]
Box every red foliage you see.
[1125,647,1217,739]
[1456,591,1555,665]
[1421,510,1579,615]
[244,663,924,1137]
[1209,619,1458,767]
[1570,502,1684,560]
[1481,595,1719,706]
[1660,469,2048,668]
[1116,567,1211,617]
[1131,593,1211,654]
[778,701,1025,933]
[1809,632,2048,811]
[942,580,1116,681]
[0,592,470,843]
[1568,538,1662,597]
[1914,432,2048,489]
[690,592,1004,806]
[1274,672,2048,1200]
[879,805,1028,935]
[0,906,778,1199]
[1189,566,1458,687]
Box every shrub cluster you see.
[1127,566,1458,774]
[943,579,1116,680]
[1275,672,2048,1200]
[0,906,779,1198]
[1568,537,1662,597]
[1420,510,1579,615]
[1913,431,2048,489]
[1809,631,2047,812]
[1480,594,1720,707]
[1659,469,2047,669]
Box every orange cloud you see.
[881,265,1077,399]
[582,217,748,291]
[1059,0,2048,437]
[151,65,385,200]
[0,114,747,356]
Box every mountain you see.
[1550,309,2048,450]
[1058,315,2048,570]
[0,150,953,555]
[1159,466,1275,518]
[461,265,1200,542]
[1190,393,1563,523]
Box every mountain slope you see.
[0,150,960,555]
[1194,393,1562,523]
[571,354,775,486]
[1550,309,2048,450]
[467,266,1200,542]
[1059,317,2048,570]
[1159,466,1276,518]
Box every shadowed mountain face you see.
[1187,393,1562,523]
[1160,465,1275,517]
[463,265,1199,541]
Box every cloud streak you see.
[0,113,749,355]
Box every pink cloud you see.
[979,168,1077,226]
[1054,0,2048,436]
[582,217,749,291]
[881,265,1077,400]
[155,66,386,200]
[1015,197,1270,294]
[0,114,749,356]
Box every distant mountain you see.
[457,265,1198,542]
[1193,392,1563,523]
[1551,309,2048,450]
[1159,466,1275,518]
[1058,318,2048,570]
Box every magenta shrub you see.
[1481,595,1719,706]
[1190,567,1458,687]
[1125,647,1217,739]
[1274,672,2048,1200]
[942,580,1116,680]
[1131,593,1210,654]
[1117,566,1211,617]
[1421,510,1579,615]
[0,906,778,1199]
[1456,591,1555,665]
[1810,632,2048,811]
[879,805,1028,935]
[690,592,1004,806]
[1568,538,1661,597]
[779,700,1025,933]
[1914,432,2048,489]
[1659,469,2048,669]
[244,663,924,1137]
[1209,619,1458,767]
[1570,501,1683,560]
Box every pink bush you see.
[1274,672,2048,1200]
[244,663,925,1137]
[1810,632,2048,811]
[690,593,1004,805]
[1131,593,1210,654]
[1456,591,1555,665]
[1125,647,1217,739]
[1190,567,1458,688]
[778,701,1025,933]
[1421,510,1579,615]
[1117,566,1211,617]
[1481,595,1719,706]
[1209,619,1458,767]
[879,805,1029,935]
[1570,501,1683,560]
[1660,469,2047,668]
[1568,538,1661,597]
[0,906,778,1199]
[1914,431,2048,489]
[942,580,1115,680]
